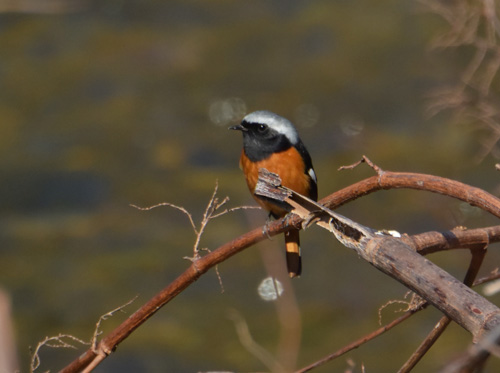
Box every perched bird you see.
[230,110,318,277]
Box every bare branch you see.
[210,204,261,219]
[255,169,500,340]
[475,268,500,287]
[399,245,487,372]
[334,157,500,218]
[440,323,500,372]
[60,165,500,372]
[130,202,197,234]
[296,311,415,373]
[337,155,383,174]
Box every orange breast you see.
[240,147,311,217]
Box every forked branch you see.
[60,161,500,372]
[255,168,500,340]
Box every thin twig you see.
[378,291,425,326]
[31,334,88,372]
[420,0,500,159]
[474,268,500,287]
[91,296,138,352]
[130,202,197,233]
[191,181,223,258]
[296,311,416,373]
[210,204,261,219]
[338,155,383,174]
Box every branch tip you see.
[338,155,384,175]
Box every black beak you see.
[229,124,247,131]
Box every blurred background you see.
[1,0,500,371]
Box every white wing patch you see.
[308,168,317,183]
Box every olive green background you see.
[2,1,500,372]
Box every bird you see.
[230,110,318,278]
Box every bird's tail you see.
[285,229,301,278]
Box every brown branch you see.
[406,227,493,256]
[60,164,500,372]
[260,172,500,341]
[258,168,500,372]
[330,156,500,218]
[299,263,500,373]
[398,246,487,372]
[475,269,500,287]
[296,311,416,373]
[60,223,273,372]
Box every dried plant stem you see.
[420,0,500,159]
[31,334,88,372]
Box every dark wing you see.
[294,140,318,201]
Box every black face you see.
[238,120,292,162]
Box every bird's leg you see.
[283,211,296,228]
[262,212,274,240]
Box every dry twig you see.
[31,334,88,372]
[132,181,259,292]
[419,0,500,161]
[91,297,138,352]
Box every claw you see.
[302,211,320,229]
[262,213,274,240]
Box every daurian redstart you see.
[230,110,318,277]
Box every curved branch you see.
[60,169,500,372]
[327,168,500,218]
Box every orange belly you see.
[240,147,311,217]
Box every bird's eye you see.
[257,124,267,132]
